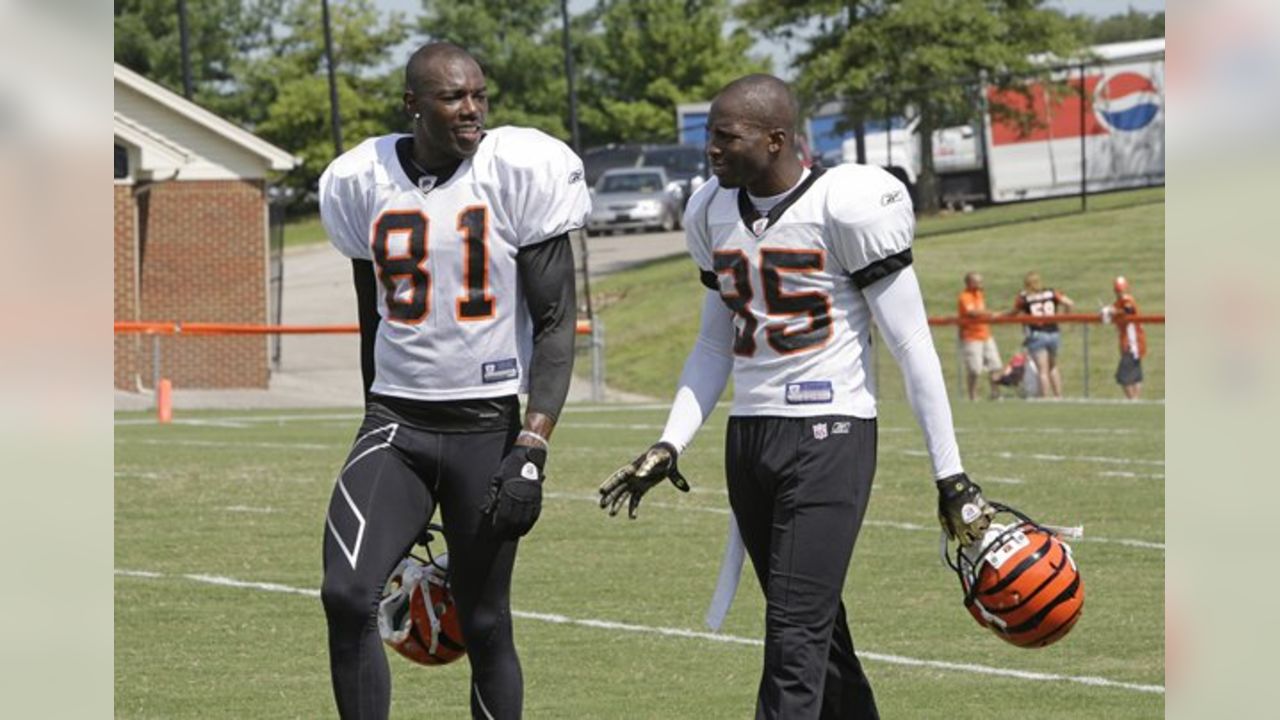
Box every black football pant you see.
[725,415,880,720]
[321,406,521,719]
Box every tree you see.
[739,0,1084,213]
[247,0,408,200]
[577,0,770,145]
[418,1,573,139]
[116,0,409,205]
[114,0,275,107]
[1077,9,1164,45]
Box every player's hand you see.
[936,473,996,546]
[598,442,689,519]
[483,445,547,539]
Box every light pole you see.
[321,0,344,156]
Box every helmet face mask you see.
[946,504,1085,648]
[377,532,466,666]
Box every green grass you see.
[283,214,330,249]
[916,186,1164,238]
[583,188,1164,402]
[115,401,1163,718]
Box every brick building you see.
[114,63,298,390]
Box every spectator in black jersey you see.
[1009,271,1074,398]
[316,42,589,719]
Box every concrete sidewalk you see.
[115,232,679,413]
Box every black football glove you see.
[482,445,547,539]
[598,442,690,519]
[936,472,996,546]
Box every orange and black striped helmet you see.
[377,526,466,666]
[946,504,1085,648]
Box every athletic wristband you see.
[516,430,549,449]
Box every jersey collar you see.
[391,135,476,195]
[736,164,826,236]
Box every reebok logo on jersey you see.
[881,189,904,206]
[482,358,519,383]
[832,421,851,435]
[785,381,834,404]
[812,422,829,440]
[568,169,583,185]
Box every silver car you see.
[586,167,682,236]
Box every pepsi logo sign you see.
[1093,72,1161,132]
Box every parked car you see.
[586,167,682,236]
[582,143,648,187]
[638,144,707,209]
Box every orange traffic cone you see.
[157,378,173,424]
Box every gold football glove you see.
[598,442,690,519]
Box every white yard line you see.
[114,568,1163,696]
[901,448,1163,467]
[543,492,1163,551]
[115,412,362,426]
[116,438,334,450]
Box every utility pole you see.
[559,0,581,153]
[177,0,193,99]
[848,1,866,164]
[321,0,344,156]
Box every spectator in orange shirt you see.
[1105,275,1147,400]
[957,272,1001,400]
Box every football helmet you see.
[377,526,466,666]
[943,503,1084,648]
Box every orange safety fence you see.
[116,315,1159,336]
[932,313,1164,327]
[115,319,599,335]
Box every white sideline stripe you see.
[115,413,362,426]
[114,568,1162,695]
[224,505,276,514]
[115,436,1165,471]
[114,413,1151,437]
[902,448,1163,467]
[1099,471,1165,480]
[543,492,1162,551]
[117,438,333,450]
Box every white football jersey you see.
[319,126,590,401]
[683,164,915,418]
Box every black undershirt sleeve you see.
[517,234,577,423]
[849,248,913,289]
[351,259,380,400]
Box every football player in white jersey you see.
[599,75,995,719]
[318,43,589,720]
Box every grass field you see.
[283,213,330,249]
[115,399,1163,718]
[581,187,1164,404]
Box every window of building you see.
[114,143,129,179]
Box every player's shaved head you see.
[712,74,799,138]
[405,42,480,94]
[705,74,804,194]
